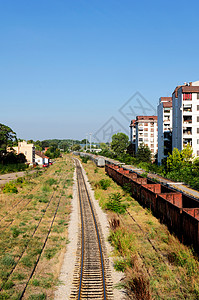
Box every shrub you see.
[3,182,18,193]
[16,177,24,183]
[81,156,89,163]
[114,259,128,272]
[98,179,111,190]
[11,226,21,238]
[106,193,127,214]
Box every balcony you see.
[183,116,192,124]
[183,104,192,112]
[183,138,192,147]
[183,127,192,135]
[164,109,171,114]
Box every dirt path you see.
[0,170,36,185]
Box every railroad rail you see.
[70,159,113,300]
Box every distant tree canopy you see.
[45,147,60,159]
[111,133,129,156]
[81,139,89,145]
[71,144,81,151]
[0,123,17,155]
[136,143,152,163]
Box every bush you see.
[11,226,21,238]
[3,182,18,193]
[106,193,127,214]
[98,179,111,190]
[16,177,24,183]
[81,156,89,163]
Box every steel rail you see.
[75,159,107,300]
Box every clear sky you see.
[1,0,199,141]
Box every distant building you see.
[135,116,158,157]
[12,141,35,164]
[172,81,199,156]
[35,150,49,166]
[157,97,172,164]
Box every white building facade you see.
[172,81,199,156]
[135,116,158,157]
[157,97,172,164]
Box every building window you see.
[197,105,199,111]
[197,93,199,99]
[197,117,199,122]
[197,151,199,156]
[197,128,199,134]
[197,139,199,144]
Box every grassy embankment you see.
[81,159,199,300]
[0,155,74,300]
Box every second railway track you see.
[71,159,113,300]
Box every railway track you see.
[71,159,113,300]
[0,175,63,292]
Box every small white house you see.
[35,150,49,166]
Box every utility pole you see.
[90,133,92,152]
[86,134,88,152]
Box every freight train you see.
[105,164,199,254]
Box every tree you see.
[167,145,193,172]
[45,146,60,159]
[81,139,89,145]
[0,123,17,157]
[136,143,152,163]
[71,144,81,151]
[111,133,129,156]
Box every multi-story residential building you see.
[135,116,158,157]
[172,80,199,156]
[157,97,172,164]
[12,140,35,164]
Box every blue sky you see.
[1,0,199,141]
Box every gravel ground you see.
[54,160,125,299]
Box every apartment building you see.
[172,81,199,156]
[157,97,172,164]
[12,141,35,164]
[135,116,158,157]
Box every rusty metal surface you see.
[105,164,199,254]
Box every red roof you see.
[136,116,157,121]
[160,97,172,102]
[35,150,49,159]
[163,102,172,108]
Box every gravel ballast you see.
[54,160,125,299]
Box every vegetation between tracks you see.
[0,155,74,299]
[81,159,199,300]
